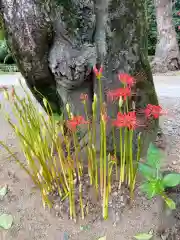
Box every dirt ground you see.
[0,74,180,240]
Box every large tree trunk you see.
[0,0,159,157]
[152,0,180,73]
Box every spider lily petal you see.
[107,87,131,102]
[66,116,89,131]
[144,104,163,119]
[119,73,135,87]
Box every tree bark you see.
[0,0,159,157]
[0,0,63,113]
[152,0,180,73]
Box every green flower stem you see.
[103,119,107,219]
[132,133,141,190]
[100,119,104,196]
[129,129,134,201]
[88,147,93,185]
[98,74,104,196]
[92,145,98,196]
[72,132,82,182]
[112,126,118,180]
[79,183,84,220]
[119,127,123,186]
[69,170,73,220]
[119,127,128,189]
[92,95,97,145]
[92,95,98,190]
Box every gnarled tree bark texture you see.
[0,0,159,157]
[152,0,180,73]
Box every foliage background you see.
[147,0,180,55]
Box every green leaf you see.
[0,185,8,200]
[147,143,163,169]
[140,180,164,199]
[140,182,155,199]
[134,233,153,240]
[162,173,180,187]
[138,163,156,179]
[164,197,176,210]
[0,214,13,229]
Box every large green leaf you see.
[138,162,156,179]
[146,143,163,169]
[162,173,180,187]
[140,180,164,199]
[140,182,155,199]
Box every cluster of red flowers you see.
[112,111,137,130]
[144,104,164,119]
[106,73,134,102]
[66,68,167,131]
[66,116,89,131]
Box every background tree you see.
[0,0,159,157]
[147,0,157,56]
[151,0,180,72]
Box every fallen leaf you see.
[80,225,90,231]
[0,214,13,229]
[134,233,153,240]
[98,236,106,240]
[0,185,8,200]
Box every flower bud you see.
[118,97,123,108]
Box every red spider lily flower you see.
[80,93,88,101]
[177,11,180,16]
[66,116,89,131]
[178,26,180,30]
[125,111,137,130]
[93,65,103,79]
[112,111,138,130]
[107,87,131,102]
[112,113,126,128]
[119,73,135,87]
[144,104,165,119]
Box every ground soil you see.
[0,72,180,240]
